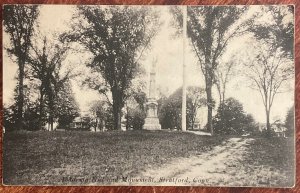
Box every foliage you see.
[3,106,17,132]
[159,86,206,130]
[168,6,183,37]
[132,91,147,111]
[89,100,114,131]
[3,5,39,130]
[61,6,160,130]
[213,98,258,135]
[187,87,206,129]
[159,93,181,130]
[285,105,294,137]
[214,55,238,105]
[186,6,251,134]
[244,6,294,133]
[23,101,40,131]
[125,107,146,130]
[124,88,147,130]
[3,83,40,131]
[28,37,75,130]
[3,100,41,131]
[4,81,79,131]
[56,81,80,129]
[250,6,294,59]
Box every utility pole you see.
[182,6,187,131]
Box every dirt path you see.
[128,137,255,186]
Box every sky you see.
[3,5,294,126]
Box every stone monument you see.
[143,60,161,130]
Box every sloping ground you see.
[132,137,294,187]
[3,130,294,187]
[3,130,225,185]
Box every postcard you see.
[2,4,295,187]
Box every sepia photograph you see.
[2,4,295,187]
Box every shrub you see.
[284,105,294,137]
[126,107,146,130]
[213,97,258,135]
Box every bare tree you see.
[187,6,251,135]
[244,6,294,134]
[214,58,237,106]
[3,5,39,130]
[61,6,160,130]
[243,45,293,133]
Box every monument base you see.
[143,117,161,130]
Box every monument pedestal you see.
[143,99,161,130]
[143,117,161,130]
[143,59,161,130]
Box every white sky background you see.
[3,5,294,125]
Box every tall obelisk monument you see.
[143,59,161,130]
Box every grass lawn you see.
[241,136,295,187]
[3,130,226,185]
[3,130,294,186]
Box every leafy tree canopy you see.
[213,97,258,135]
[61,6,160,130]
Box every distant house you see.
[190,121,201,130]
[258,121,287,137]
[44,122,58,131]
[271,120,287,137]
[90,118,108,132]
[68,116,91,131]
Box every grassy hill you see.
[2,130,294,186]
[3,130,225,185]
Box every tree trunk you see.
[112,90,123,130]
[191,118,195,130]
[266,109,271,135]
[112,105,122,130]
[216,83,222,106]
[222,90,225,105]
[95,118,98,132]
[50,116,53,131]
[218,92,222,107]
[206,84,213,135]
[49,93,54,131]
[39,89,44,130]
[191,106,196,130]
[126,105,129,131]
[102,119,106,131]
[17,62,25,130]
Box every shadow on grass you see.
[3,130,227,185]
[241,136,295,187]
